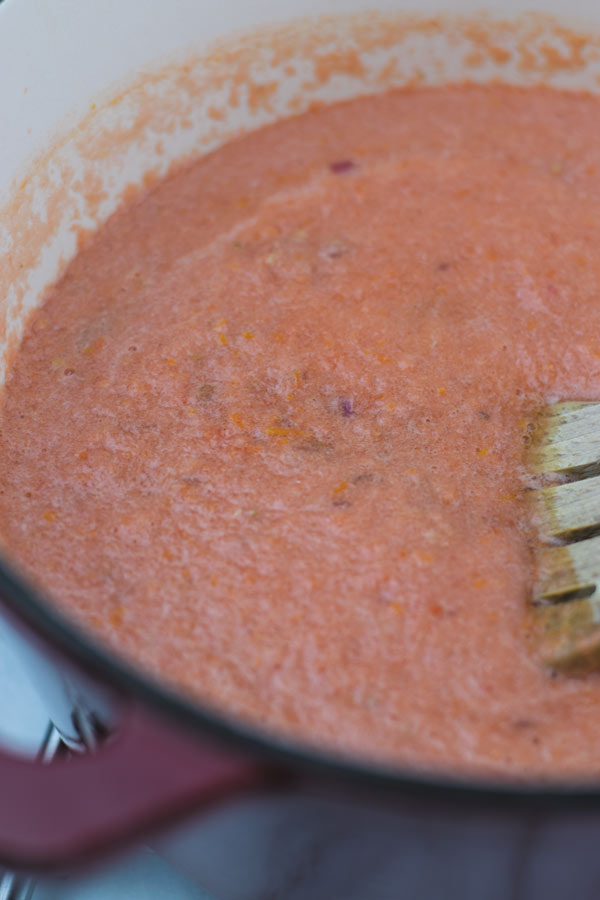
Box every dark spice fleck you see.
[128,345,138,352]
[296,436,331,453]
[332,497,351,508]
[330,159,356,174]
[437,262,452,271]
[339,397,355,417]
[64,368,75,376]
[478,409,491,420]
[197,383,216,401]
[181,475,201,486]
[522,427,535,446]
[320,241,345,259]
[353,472,376,484]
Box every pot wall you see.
[4,0,600,896]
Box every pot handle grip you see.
[0,701,267,871]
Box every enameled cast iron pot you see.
[3,0,600,896]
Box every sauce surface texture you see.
[4,85,600,778]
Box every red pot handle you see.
[0,701,269,871]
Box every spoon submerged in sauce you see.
[527,401,600,674]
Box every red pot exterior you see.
[0,699,267,870]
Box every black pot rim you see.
[3,550,600,812]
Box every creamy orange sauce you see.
[4,84,600,778]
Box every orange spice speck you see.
[109,607,124,627]
[333,481,349,494]
[83,337,106,357]
[416,551,434,565]
[267,426,300,437]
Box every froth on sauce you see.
[3,84,600,779]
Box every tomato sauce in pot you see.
[3,84,600,778]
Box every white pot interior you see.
[3,0,600,393]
